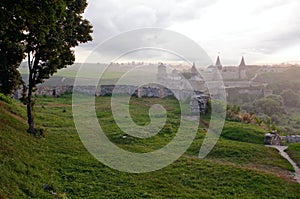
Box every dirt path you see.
[266,145,300,183]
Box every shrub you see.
[253,97,285,116]
[0,93,13,104]
[280,89,300,107]
[271,114,280,125]
[242,113,251,123]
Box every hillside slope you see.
[0,98,300,198]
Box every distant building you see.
[207,56,222,72]
[205,56,248,81]
[190,62,203,81]
[215,56,223,70]
[157,63,167,82]
[238,56,247,79]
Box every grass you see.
[0,96,300,198]
[221,122,266,144]
[286,143,300,166]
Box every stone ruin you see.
[281,135,300,144]
[264,131,283,146]
[190,94,209,115]
[265,131,300,145]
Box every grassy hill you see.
[1,96,300,198]
[286,143,300,166]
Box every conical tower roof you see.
[191,62,198,75]
[239,56,246,67]
[215,56,222,70]
[192,62,196,68]
[215,56,221,66]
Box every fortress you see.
[14,56,270,114]
[157,56,249,90]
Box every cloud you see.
[76,0,300,64]
[84,0,218,43]
[79,28,211,66]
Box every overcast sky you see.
[75,0,300,65]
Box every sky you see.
[75,0,300,65]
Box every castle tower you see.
[157,63,167,82]
[215,56,222,70]
[239,56,246,68]
[238,56,247,79]
[191,62,198,77]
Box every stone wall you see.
[281,135,300,143]
[190,94,209,115]
[14,84,209,114]
[264,132,283,146]
[17,84,205,101]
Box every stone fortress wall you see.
[15,84,208,115]
[26,84,201,101]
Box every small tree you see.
[2,0,93,133]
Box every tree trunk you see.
[27,85,35,133]
[27,53,36,134]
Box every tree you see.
[0,42,24,95]
[253,97,285,116]
[1,0,93,133]
[280,89,300,107]
[0,1,25,95]
[266,94,284,107]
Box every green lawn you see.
[286,143,300,166]
[0,96,300,198]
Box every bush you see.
[226,114,242,122]
[242,113,251,123]
[280,89,300,107]
[253,97,285,116]
[271,114,280,125]
[0,93,13,104]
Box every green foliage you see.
[256,67,300,94]
[266,94,284,107]
[0,1,25,95]
[21,0,93,85]
[255,117,264,126]
[253,97,285,116]
[1,0,93,131]
[267,117,272,130]
[0,53,24,95]
[212,99,226,114]
[206,98,212,113]
[226,104,242,122]
[281,89,300,107]
[221,122,266,144]
[286,143,300,166]
[271,114,280,125]
[0,93,13,104]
